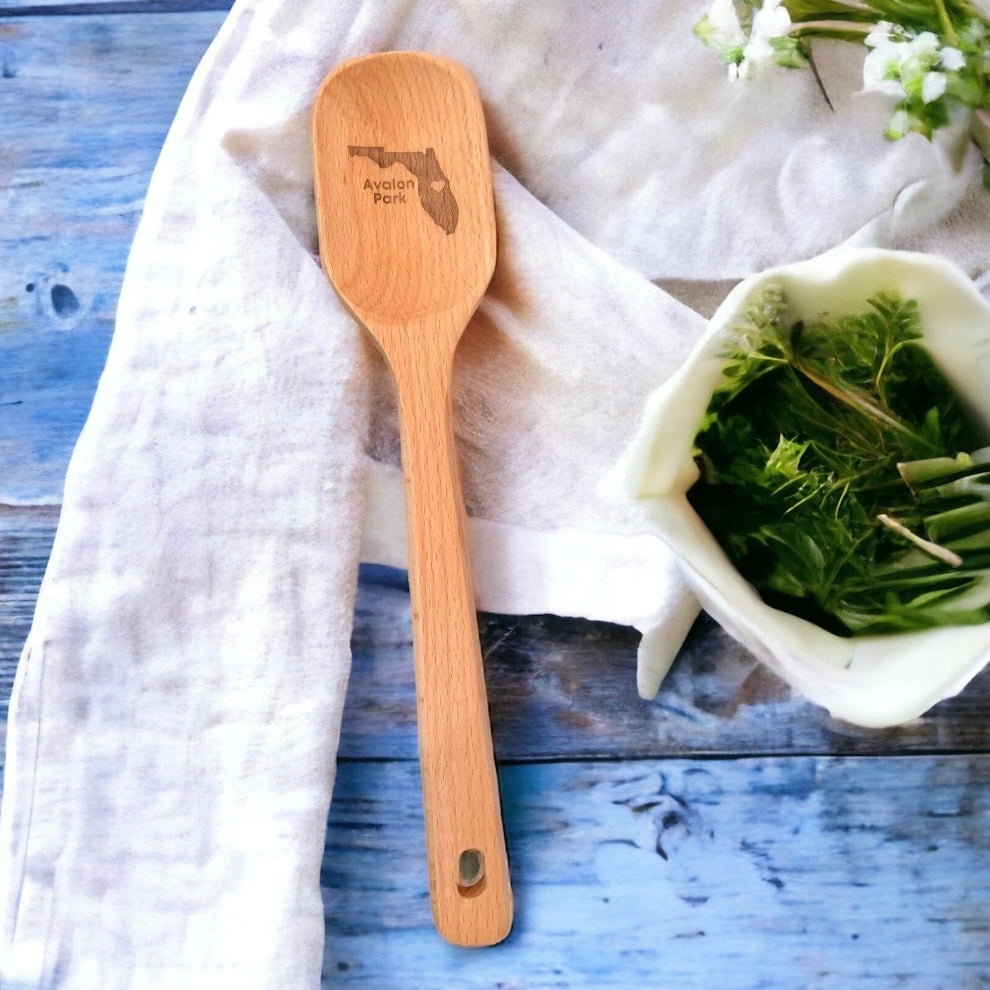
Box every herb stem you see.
[789,352,937,453]
[933,0,959,45]
[878,513,964,567]
[788,20,875,39]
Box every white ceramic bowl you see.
[625,247,990,727]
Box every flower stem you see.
[789,19,876,40]
[783,0,874,19]
[933,0,959,45]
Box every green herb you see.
[688,285,990,635]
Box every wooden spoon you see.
[312,52,512,947]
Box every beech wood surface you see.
[312,53,510,947]
[2,6,990,987]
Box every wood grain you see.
[349,566,990,761]
[323,754,990,988]
[0,507,58,725]
[0,10,224,501]
[313,53,509,947]
[0,2,230,13]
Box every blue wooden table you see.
[2,3,989,986]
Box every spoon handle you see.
[392,331,513,947]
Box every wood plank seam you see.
[0,2,233,19]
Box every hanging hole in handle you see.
[457,848,485,894]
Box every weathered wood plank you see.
[0,10,225,501]
[0,507,57,725]
[322,754,990,988]
[350,564,990,760]
[0,2,229,16]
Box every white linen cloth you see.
[2,1,987,987]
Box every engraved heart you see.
[430,179,446,192]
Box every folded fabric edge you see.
[359,457,701,688]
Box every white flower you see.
[861,25,962,105]
[731,0,794,79]
[865,20,901,49]
[939,46,966,72]
[886,107,910,139]
[863,41,907,97]
[898,33,955,106]
[909,31,941,58]
[922,71,947,104]
[695,0,746,57]
[751,0,791,40]
[738,35,777,78]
